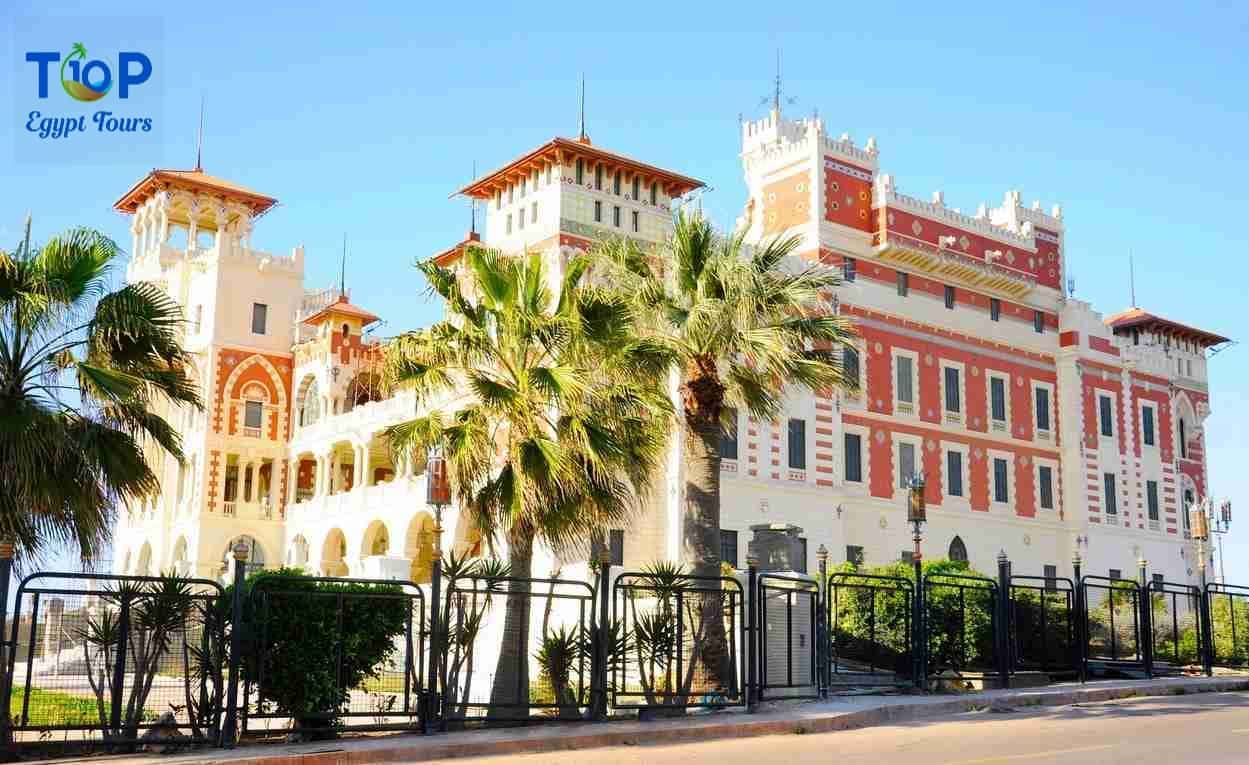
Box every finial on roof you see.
[340,233,347,299]
[578,74,589,143]
[1129,252,1137,308]
[195,96,205,172]
[774,49,782,117]
[470,160,477,235]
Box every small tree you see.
[229,569,408,735]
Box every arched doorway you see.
[136,542,153,576]
[321,529,348,577]
[289,534,310,568]
[361,520,391,557]
[405,513,436,584]
[223,535,266,575]
[171,537,189,575]
[948,536,968,563]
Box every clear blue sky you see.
[3,1,1246,580]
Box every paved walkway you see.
[62,676,1249,765]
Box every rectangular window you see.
[1179,419,1188,459]
[945,285,956,309]
[990,377,1007,423]
[720,408,739,460]
[1038,465,1054,510]
[632,176,640,199]
[720,529,738,568]
[609,529,624,566]
[613,205,621,227]
[845,545,864,565]
[896,272,909,297]
[251,303,268,335]
[1103,473,1117,515]
[1099,395,1114,437]
[594,201,602,223]
[993,457,1009,503]
[788,418,806,470]
[244,400,263,430]
[990,298,1001,322]
[595,165,603,190]
[1034,310,1045,333]
[946,450,964,497]
[844,433,863,482]
[944,367,961,413]
[575,159,584,185]
[1109,568,1122,581]
[1142,406,1155,446]
[1147,480,1160,521]
[613,170,621,195]
[896,355,914,405]
[506,214,512,234]
[843,346,860,386]
[517,207,525,229]
[1035,387,1051,432]
[632,210,639,232]
[843,257,856,282]
[650,181,658,205]
[531,201,538,223]
[898,442,916,488]
[1044,564,1058,592]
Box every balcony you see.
[287,474,427,523]
[873,230,1038,299]
[219,500,279,521]
[293,391,417,447]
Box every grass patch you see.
[11,686,100,727]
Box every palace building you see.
[110,107,1227,587]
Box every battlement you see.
[874,175,1037,251]
[741,110,878,171]
[990,189,1064,235]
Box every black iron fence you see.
[4,553,1249,756]
[826,572,913,687]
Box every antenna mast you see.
[1129,252,1137,308]
[578,74,587,142]
[195,96,205,171]
[340,234,347,298]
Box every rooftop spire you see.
[470,160,477,235]
[774,49,782,117]
[194,96,205,171]
[1129,252,1137,308]
[578,74,589,143]
[340,233,347,298]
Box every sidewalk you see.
[75,676,1249,765]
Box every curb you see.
[151,678,1249,765]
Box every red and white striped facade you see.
[110,112,1226,586]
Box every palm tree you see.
[0,220,199,565]
[384,246,671,714]
[593,212,857,685]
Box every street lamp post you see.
[424,448,451,732]
[1190,499,1214,676]
[907,472,926,688]
[1212,500,1233,584]
[1072,550,1085,682]
[816,544,829,697]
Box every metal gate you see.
[757,574,820,700]
[924,572,998,679]
[1081,576,1144,675]
[1148,580,1202,673]
[242,576,425,735]
[440,575,595,722]
[1008,575,1076,676]
[1205,583,1249,670]
[826,572,913,687]
[612,572,745,711]
[3,572,226,750]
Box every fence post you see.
[221,542,248,748]
[912,554,924,689]
[1138,559,1153,678]
[1201,584,1214,677]
[0,540,15,757]
[426,516,444,732]
[996,551,1010,690]
[816,545,829,699]
[746,553,758,712]
[1072,553,1085,682]
[595,550,612,720]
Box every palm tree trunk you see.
[681,417,733,692]
[488,533,533,718]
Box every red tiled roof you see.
[457,137,704,200]
[114,169,277,216]
[1105,308,1229,347]
[302,295,380,326]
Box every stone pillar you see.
[187,200,200,251]
[287,459,299,505]
[749,523,807,572]
[267,459,279,510]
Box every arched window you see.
[296,376,321,427]
[948,536,968,563]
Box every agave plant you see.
[534,625,582,719]
[435,552,511,722]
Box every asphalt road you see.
[445,691,1249,764]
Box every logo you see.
[25,43,152,101]
[21,42,155,141]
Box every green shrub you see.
[227,568,409,732]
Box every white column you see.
[316,454,328,496]
[267,459,279,509]
[217,455,230,510]
[287,458,299,505]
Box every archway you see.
[296,374,322,428]
[289,534,310,568]
[223,535,266,575]
[171,536,189,575]
[136,542,153,576]
[344,371,385,412]
[361,520,391,557]
[321,528,348,577]
[404,512,436,584]
[948,536,968,563]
